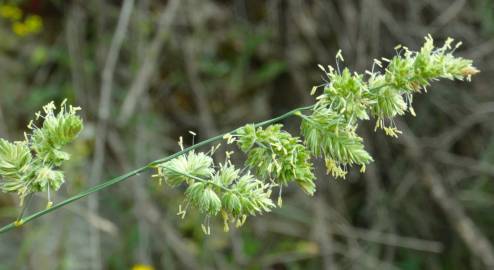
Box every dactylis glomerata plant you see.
[0,35,479,234]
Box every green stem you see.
[16,193,33,223]
[0,104,314,234]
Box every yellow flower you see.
[132,265,154,270]
[25,15,43,33]
[11,15,43,37]
[0,4,22,21]
[12,21,29,37]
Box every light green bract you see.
[0,100,83,206]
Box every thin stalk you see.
[0,104,314,234]
[15,193,33,224]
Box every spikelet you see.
[0,100,83,204]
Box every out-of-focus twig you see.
[137,186,200,269]
[277,0,312,105]
[133,96,153,265]
[430,0,466,30]
[398,121,494,268]
[260,229,400,270]
[182,39,219,139]
[334,223,443,253]
[33,193,119,236]
[89,0,135,268]
[434,151,494,177]
[117,0,181,125]
[0,102,8,138]
[466,38,494,59]
[66,3,90,114]
[422,164,494,267]
[313,198,338,270]
[432,102,494,149]
[268,214,443,253]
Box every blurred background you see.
[0,0,494,269]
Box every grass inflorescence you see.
[0,35,478,234]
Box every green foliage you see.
[0,100,83,205]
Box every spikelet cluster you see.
[234,124,316,196]
[154,151,275,234]
[300,35,478,178]
[0,100,83,206]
